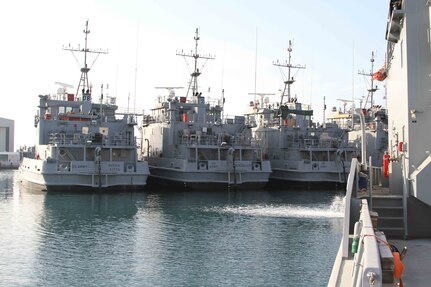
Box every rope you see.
[362,234,391,248]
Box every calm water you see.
[0,170,343,287]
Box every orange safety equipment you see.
[383,153,390,178]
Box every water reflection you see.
[0,169,15,199]
[32,191,142,286]
[0,170,46,286]
[0,171,344,287]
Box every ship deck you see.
[390,238,431,286]
[329,173,431,286]
[331,238,431,286]
[359,186,431,285]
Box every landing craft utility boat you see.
[244,41,357,186]
[139,28,271,189]
[328,52,388,169]
[19,21,149,191]
[329,1,431,285]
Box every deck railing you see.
[286,138,356,149]
[49,132,134,146]
[329,158,383,286]
[341,158,359,258]
[351,199,382,286]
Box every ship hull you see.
[19,158,149,192]
[270,167,349,183]
[147,165,271,190]
[267,158,351,184]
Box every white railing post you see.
[369,156,373,210]
[358,200,382,287]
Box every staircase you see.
[371,195,406,239]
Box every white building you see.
[0,117,14,152]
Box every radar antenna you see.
[176,28,215,99]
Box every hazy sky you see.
[0,0,389,149]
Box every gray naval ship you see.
[328,51,388,170]
[244,41,357,186]
[139,28,271,189]
[329,1,431,286]
[19,21,149,191]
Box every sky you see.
[0,0,389,150]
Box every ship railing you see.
[180,134,219,146]
[244,118,257,127]
[318,139,330,148]
[287,138,348,149]
[331,158,383,286]
[145,114,165,124]
[370,165,384,188]
[249,138,261,148]
[341,158,360,258]
[126,114,137,125]
[344,140,359,149]
[48,132,134,147]
[386,41,395,73]
[142,115,157,126]
[350,199,383,287]
[179,132,257,148]
[49,133,66,145]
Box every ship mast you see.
[176,28,215,99]
[273,40,305,105]
[358,51,378,109]
[63,20,108,100]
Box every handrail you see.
[401,154,409,239]
[353,109,367,170]
[342,158,359,258]
[331,153,396,287]
[352,200,382,286]
[369,156,373,211]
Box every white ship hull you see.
[20,158,149,191]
